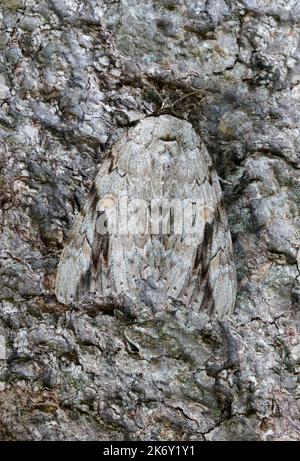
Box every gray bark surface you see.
[0,0,299,440]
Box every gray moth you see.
[56,115,237,318]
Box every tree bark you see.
[0,0,299,440]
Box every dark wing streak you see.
[198,220,215,315]
[192,244,202,275]
[75,189,106,298]
[75,266,91,302]
[199,278,215,316]
[198,203,233,316]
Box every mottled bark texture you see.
[0,0,300,441]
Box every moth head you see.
[152,141,179,173]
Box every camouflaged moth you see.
[56,115,236,318]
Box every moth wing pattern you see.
[56,115,237,318]
[55,158,123,304]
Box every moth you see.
[56,115,237,318]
